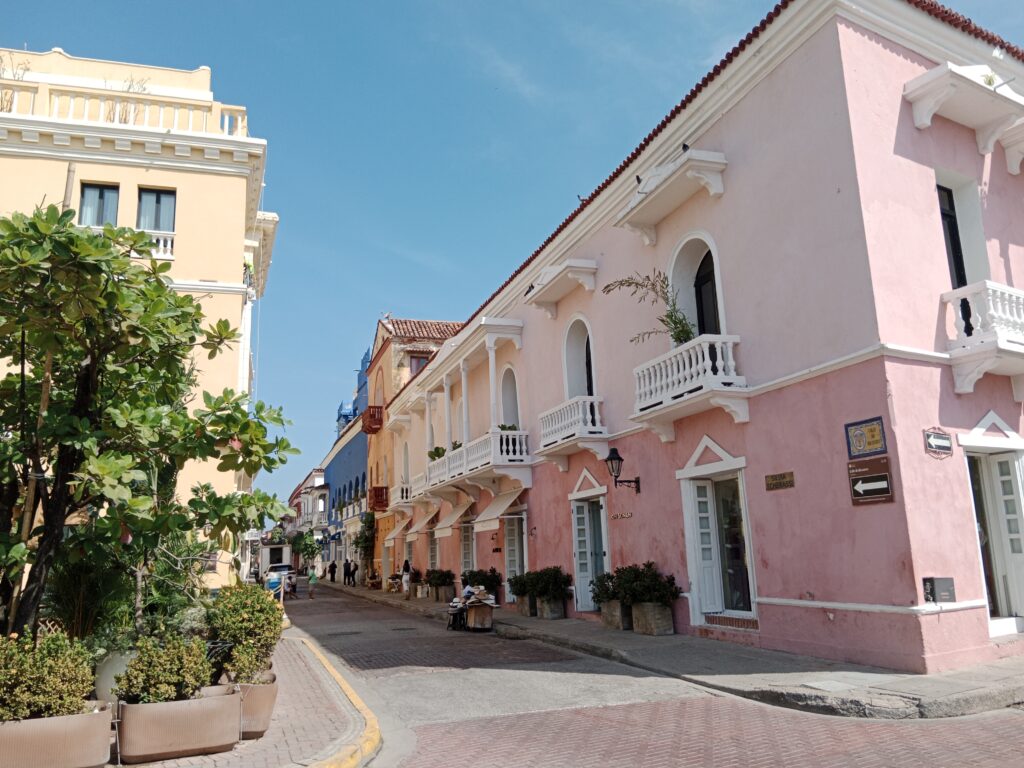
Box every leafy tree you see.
[291,531,320,566]
[0,207,296,635]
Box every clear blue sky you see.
[4,1,1022,501]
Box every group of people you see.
[325,558,359,586]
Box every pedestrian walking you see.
[308,569,318,599]
[402,559,411,600]
[328,560,337,583]
[343,559,351,585]
[286,573,297,600]
[351,561,359,586]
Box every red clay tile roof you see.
[386,318,462,341]
[386,0,1023,408]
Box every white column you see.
[443,375,453,449]
[460,360,471,444]
[487,339,499,432]
[424,393,434,451]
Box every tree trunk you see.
[134,566,144,635]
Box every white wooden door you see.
[504,517,525,603]
[693,480,725,614]
[989,454,1024,615]
[572,501,595,611]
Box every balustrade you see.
[424,431,530,488]
[634,335,743,413]
[538,396,605,447]
[942,280,1024,347]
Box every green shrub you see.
[615,562,681,606]
[425,569,455,587]
[208,582,282,663]
[533,566,572,601]
[461,567,502,594]
[113,636,212,704]
[0,632,94,721]
[589,572,616,606]
[410,567,422,584]
[225,642,268,685]
[507,573,529,597]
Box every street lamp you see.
[604,448,640,494]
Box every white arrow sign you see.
[854,479,889,494]
[926,433,952,449]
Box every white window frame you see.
[429,534,438,570]
[460,523,476,574]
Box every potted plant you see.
[461,567,503,603]
[433,569,456,602]
[533,566,572,619]
[602,269,695,346]
[507,572,536,617]
[591,572,632,630]
[113,636,239,763]
[208,583,283,739]
[0,632,111,768]
[618,562,681,636]
[411,567,429,598]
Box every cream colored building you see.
[0,47,279,586]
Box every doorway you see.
[688,475,754,617]
[967,453,1024,630]
[504,516,526,603]
[571,497,608,612]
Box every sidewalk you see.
[324,581,1024,720]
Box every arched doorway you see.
[670,233,724,342]
[694,250,721,336]
[565,318,595,399]
[501,368,520,428]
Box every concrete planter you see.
[238,673,278,739]
[515,595,537,616]
[437,585,455,603]
[600,600,633,630]
[415,584,430,598]
[536,597,565,620]
[0,703,111,768]
[117,686,240,764]
[631,602,675,636]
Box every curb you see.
[301,637,382,768]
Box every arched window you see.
[564,318,595,399]
[402,442,410,483]
[373,371,385,407]
[501,368,520,428]
[671,233,723,341]
[694,251,720,336]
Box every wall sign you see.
[845,417,887,459]
[765,472,795,491]
[848,456,894,505]
[611,511,633,520]
[923,427,953,459]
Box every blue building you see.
[318,349,370,571]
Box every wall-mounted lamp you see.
[490,532,498,541]
[529,526,537,538]
[604,448,641,494]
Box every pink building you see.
[382,0,1024,673]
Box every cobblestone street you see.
[287,587,1024,768]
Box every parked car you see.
[262,563,294,583]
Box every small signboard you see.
[845,417,887,459]
[923,427,953,459]
[244,528,262,541]
[765,472,795,491]
[848,456,894,505]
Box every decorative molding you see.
[83,135,101,149]
[204,147,220,160]
[21,129,38,143]
[52,133,70,146]
[144,141,162,154]
[114,137,131,151]
[676,435,746,480]
[708,395,749,424]
[957,409,1024,451]
[624,222,658,247]
[951,356,999,395]
[174,144,192,157]
[757,595,987,616]
[1001,120,1024,175]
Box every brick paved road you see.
[287,587,1024,768]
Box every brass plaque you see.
[765,472,795,491]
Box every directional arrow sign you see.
[924,428,953,458]
[848,456,894,505]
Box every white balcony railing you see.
[424,431,530,489]
[146,231,175,259]
[539,396,606,448]
[411,473,426,498]
[634,334,743,413]
[942,280,1024,348]
[390,483,412,505]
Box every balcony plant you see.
[616,562,681,636]
[427,446,447,461]
[0,631,111,768]
[451,440,463,451]
[533,566,572,620]
[507,572,537,616]
[498,424,519,431]
[590,572,632,631]
[112,636,240,763]
[602,269,695,345]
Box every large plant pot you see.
[416,584,430,598]
[600,600,633,630]
[536,597,565,620]
[438,585,456,603]
[515,595,537,617]
[631,602,675,635]
[117,686,240,764]
[239,673,278,739]
[94,649,136,705]
[0,703,111,768]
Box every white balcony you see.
[315,511,328,529]
[422,431,531,493]
[942,281,1024,400]
[631,334,748,442]
[389,482,413,511]
[411,473,426,499]
[145,230,175,259]
[535,396,609,471]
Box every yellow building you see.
[0,47,279,585]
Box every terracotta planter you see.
[0,703,111,768]
[631,602,675,635]
[536,596,565,619]
[117,686,240,764]
[600,600,633,630]
[239,673,278,739]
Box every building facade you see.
[377,0,1024,673]
[0,47,279,587]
